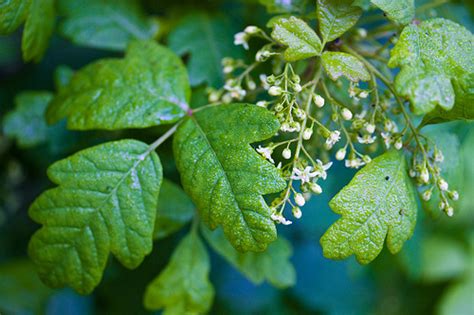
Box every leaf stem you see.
[149,122,181,152]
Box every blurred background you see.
[1,0,473,314]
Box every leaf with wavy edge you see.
[321,150,417,264]
[28,139,162,294]
[322,51,370,82]
[47,40,190,130]
[317,0,362,42]
[173,104,286,252]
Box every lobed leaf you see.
[271,16,322,61]
[21,0,55,62]
[202,226,295,288]
[144,232,214,314]
[58,0,158,51]
[153,179,195,240]
[173,104,286,252]
[317,0,362,43]
[321,150,417,264]
[389,18,474,115]
[47,40,190,130]
[28,140,163,294]
[0,0,30,35]
[3,91,53,148]
[371,0,414,25]
[322,51,370,82]
[169,12,242,88]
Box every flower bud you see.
[292,206,302,219]
[366,123,376,134]
[269,86,283,96]
[282,148,292,159]
[314,94,325,107]
[394,138,403,150]
[438,179,448,191]
[294,193,305,206]
[303,128,313,140]
[336,148,346,161]
[309,182,322,194]
[341,108,353,120]
[244,25,259,34]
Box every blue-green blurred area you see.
[1,0,473,314]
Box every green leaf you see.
[169,12,242,88]
[173,104,286,252]
[271,16,322,61]
[371,0,414,25]
[153,179,194,240]
[320,150,417,264]
[144,232,214,314]
[322,51,370,82]
[58,0,158,51]
[3,91,53,148]
[0,260,54,314]
[21,0,55,62]
[28,139,163,294]
[317,0,362,43]
[46,40,190,130]
[259,0,305,14]
[202,226,295,288]
[388,18,474,115]
[0,0,30,35]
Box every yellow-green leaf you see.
[322,51,370,82]
[317,0,362,43]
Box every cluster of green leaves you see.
[1,0,473,313]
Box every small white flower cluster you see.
[233,26,261,50]
[410,146,458,217]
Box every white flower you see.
[268,86,283,96]
[358,91,369,99]
[394,138,403,150]
[314,94,325,107]
[355,110,367,119]
[244,25,259,34]
[357,28,368,38]
[309,182,322,194]
[291,166,319,184]
[357,134,377,144]
[345,158,365,169]
[282,148,292,159]
[384,120,398,132]
[256,101,267,107]
[271,212,293,225]
[234,32,249,49]
[422,190,432,201]
[256,145,274,163]
[293,83,302,93]
[303,128,313,140]
[450,190,459,201]
[260,74,270,89]
[434,150,444,163]
[446,206,454,217]
[325,130,341,148]
[438,179,449,191]
[336,148,346,160]
[381,132,392,148]
[420,168,429,184]
[313,159,332,180]
[409,169,416,178]
[365,123,376,134]
[341,108,353,120]
[292,206,302,219]
[294,193,306,206]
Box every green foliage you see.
[371,0,415,25]
[2,91,53,148]
[169,12,241,88]
[144,232,214,314]
[321,150,417,264]
[259,0,306,14]
[58,0,158,51]
[271,16,322,61]
[173,104,286,252]
[0,0,30,34]
[47,40,190,130]
[322,51,370,82]
[21,0,55,62]
[202,226,295,288]
[316,0,362,43]
[153,179,195,240]
[389,18,474,115]
[28,140,163,294]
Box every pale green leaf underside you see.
[3,91,53,148]
[144,232,214,314]
[321,150,417,264]
[153,179,194,240]
[47,40,190,130]
[59,0,158,51]
[389,18,474,115]
[317,0,362,42]
[28,140,163,294]
[169,12,241,88]
[322,51,370,82]
[371,0,414,25]
[0,0,30,35]
[271,16,322,61]
[21,0,55,62]
[202,226,295,288]
[173,104,286,252]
